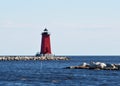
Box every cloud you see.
[0,20,120,31]
[0,20,41,28]
[47,21,115,30]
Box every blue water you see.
[0,56,120,86]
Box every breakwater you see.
[66,62,120,70]
[0,56,69,61]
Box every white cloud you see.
[46,21,117,30]
[0,20,41,28]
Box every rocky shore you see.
[0,56,69,61]
[66,62,120,70]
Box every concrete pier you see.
[0,56,69,61]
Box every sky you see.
[0,0,120,55]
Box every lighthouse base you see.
[40,54,54,57]
[36,52,53,57]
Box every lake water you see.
[0,56,120,86]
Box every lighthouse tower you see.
[40,28,52,56]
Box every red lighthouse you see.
[40,28,52,56]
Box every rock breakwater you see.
[66,62,120,70]
[0,56,69,61]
